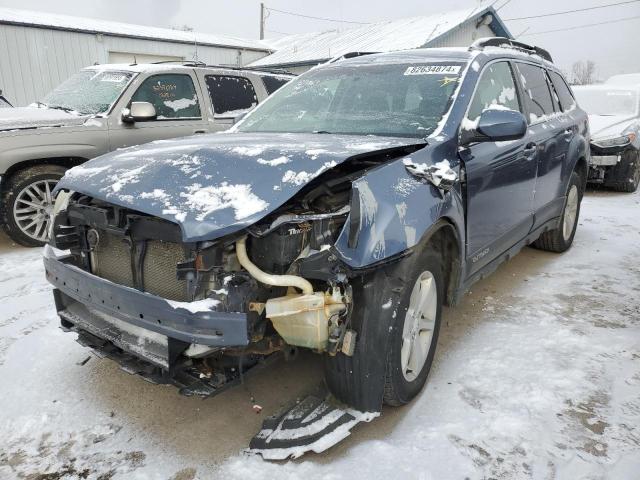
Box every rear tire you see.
[323,247,443,411]
[1,165,67,247]
[604,150,640,193]
[532,171,582,253]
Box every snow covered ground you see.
[0,189,638,480]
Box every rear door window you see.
[205,75,258,115]
[130,74,201,120]
[261,75,290,95]
[467,61,521,121]
[548,71,577,112]
[516,63,555,123]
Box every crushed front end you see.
[45,184,354,397]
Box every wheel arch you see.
[1,157,86,192]
[574,155,588,193]
[416,218,463,307]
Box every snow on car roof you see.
[251,6,511,68]
[82,64,292,78]
[0,7,270,52]
[572,84,640,93]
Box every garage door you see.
[108,52,184,64]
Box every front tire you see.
[1,165,67,247]
[532,171,582,253]
[605,150,640,193]
[323,248,443,411]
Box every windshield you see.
[237,62,465,138]
[41,70,134,115]
[574,88,638,116]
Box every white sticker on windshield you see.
[404,65,461,76]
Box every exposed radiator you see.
[90,230,189,301]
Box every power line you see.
[266,6,370,25]
[504,0,640,21]
[522,13,640,35]
[495,0,514,11]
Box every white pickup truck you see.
[0,63,292,246]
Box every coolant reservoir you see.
[265,293,329,350]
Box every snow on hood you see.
[588,114,637,140]
[0,107,88,131]
[56,132,420,242]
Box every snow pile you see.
[403,158,457,187]
[164,97,197,112]
[281,161,337,186]
[232,146,265,156]
[180,182,269,221]
[257,156,290,166]
[166,297,220,314]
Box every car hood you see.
[57,132,422,242]
[588,114,637,140]
[0,107,89,131]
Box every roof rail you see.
[469,37,553,63]
[328,51,380,64]
[148,60,295,76]
[149,60,207,67]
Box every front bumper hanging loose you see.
[43,246,250,368]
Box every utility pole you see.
[260,3,265,40]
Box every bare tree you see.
[572,61,597,85]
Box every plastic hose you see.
[235,236,314,295]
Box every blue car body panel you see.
[56,133,419,243]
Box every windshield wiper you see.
[47,105,80,114]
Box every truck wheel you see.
[323,247,443,411]
[1,165,67,247]
[605,150,640,193]
[532,171,582,253]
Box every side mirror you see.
[461,108,527,144]
[122,101,156,123]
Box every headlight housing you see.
[47,190,73,241]
[592,132,636,149]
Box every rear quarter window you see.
[261,75,291,95]
[205,75,258,115]
[548,71,577,112]
[516,63,555,123]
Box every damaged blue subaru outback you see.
[44,38,589,457]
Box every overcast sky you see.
[0,0,638,79]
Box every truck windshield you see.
[237,62,465,138]
[574,88,639,116]
[41,70,134,115]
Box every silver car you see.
[573,84,640,192]
[0,63,292,246]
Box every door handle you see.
[523,142,537,157]
[194,130,206,134]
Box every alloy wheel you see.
[400,271,438,382]
[13,179,57,243]
[562,185,579,241]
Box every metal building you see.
[250,6,512,74]
[0,8,272,106]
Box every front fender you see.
[333,158,466,269]
[0,128,108,175]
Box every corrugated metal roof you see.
[0,7,271,52]
[252,6,510,67]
